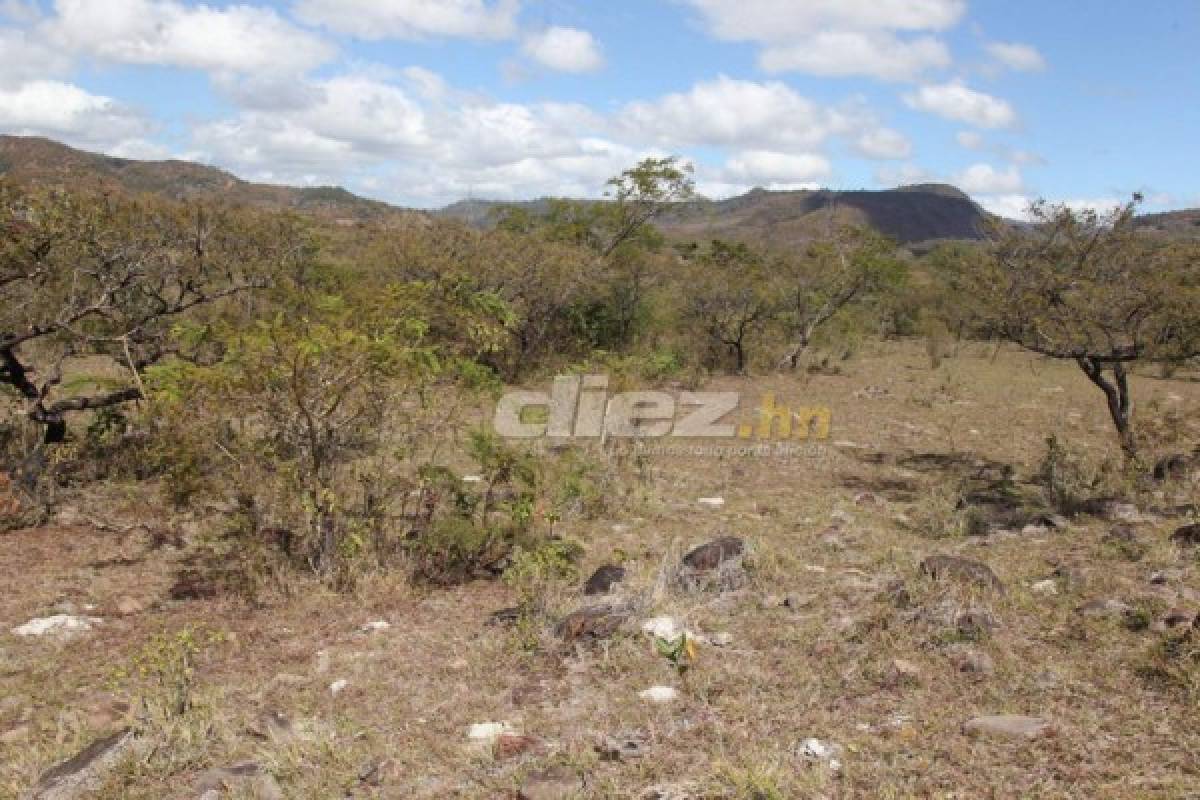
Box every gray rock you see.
[1171,523,1200,547]
[919,555,1005,593]
[555,605,629,642]
[962,714,1053,740]
[32,729,137,800]
[195,762,284,800]
[583,564,626,595]
[1074,598,1133,617]
[948,645,994,676]
[595,732,647,762]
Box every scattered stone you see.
[461,474,484,483]
[638,686,679,704]
[1074,598,1133,617]
[486,607,522,627]
[784,592,817,610]
[494,733,545,760]
[329,679,349,696]
[679,536,747,592]
[949,646,995,676]
[919,555,1005,593]
[962,715,1053,740]
[12,615,100,638]
[583,565,626,595]
[830,509,854,525]
[798,737,844,772]
[555,606,629,642]
[697,497,725,508]
[641,616,686,642]
[1160,608,1197,630]
[682,536,744,571]
[1030,579,1059,596]
[595,732,647,762]
[639,783,698,800]
[32,728,137,800]
[466,722,515,743]
[360,620,390,634]
[1150,569,1184,585]
[1154,453,1197,482]
[854,491,882,506]
[247,710,293,741]
[518,766,584,800]
[195,762,284,800]
[1170,524,1200,547]
[114,597,147,616]
[706,631,734,647]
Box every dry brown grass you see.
[2,340,1199,799]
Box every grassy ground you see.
[2,340,1198,799]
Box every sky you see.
[0,0,1197,215]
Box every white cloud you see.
[684,0,966,40]
[975,193,1032,219]
[955,130,984,149]
[618,76,850,151]
[47,0,334,77]
[904,82,1017,128]
[722,150,832,187]
[682,0,965,81]
[854,127,912,159]
[0,79,152,151]
[294,0,518,40]
[0,26,71,88]
[522,27,605,73]
[760,31,950,82]
[985,41,1045,72]
[953,162,1023,193]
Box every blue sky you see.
[0,0,1196,214]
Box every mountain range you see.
[2,135,1194,246]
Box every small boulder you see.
[1074,598,1133,618]
[919,555,1005,593]
[32,728,137,800]
[555,606,628,642]
[12,615,100,639]
[1170,524,1200,547]
[494,733,545,760]
[962,714,1053,740]
[583,565,626,595]
[948,645,994,676]
[682,536,745,571]
[638,686,679,704]
[595,732,647,762]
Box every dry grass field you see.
[2,340,1198,799]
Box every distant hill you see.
[0,135,411,224]
[656,184,992,247]
[437,184,995,248]
[1137,209,1200,239]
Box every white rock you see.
[697,497,725,508]
[641,616,686,642]
[12,615,100,638]
[1030,579,1058,596]
[800,737,843,772]
[329,679,349,696]
[830,509,853,525]
[461,475,484,484]
[361,620,391,633]
[638,686,679,704]
[466,722,514,742]
[706,632,734,647]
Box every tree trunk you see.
[1077,357,1137,458]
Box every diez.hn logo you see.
[493,375,831,441]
